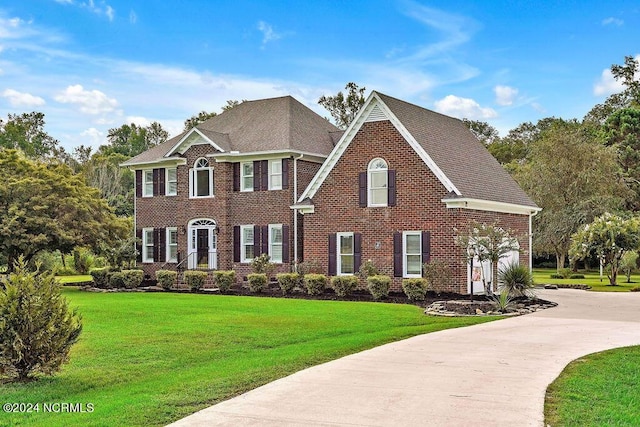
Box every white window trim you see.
[142,228,154,263]
[336,232,354,276]
[268,159,283,190]
[166,168,177,196]
[240,162,254,192]
[240,225,255,263]
[189,158,214,198]
[142,169,154,198]
[403,231,422,278]
[269,224,283,264]
[166,227,178,263]
[368,158,388,207]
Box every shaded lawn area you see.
[545,346,640,426]
[533,268,640,292]
[0,287,498,427]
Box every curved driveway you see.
[169,289,640,426]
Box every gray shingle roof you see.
[376,92,538,208]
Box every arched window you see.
[190,158,214,197]
[368,158,388,206]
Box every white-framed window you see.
[166,227,178,262]
[240,225,255,263]
[142,170,154,197]
[337,232,354,275]
[142,228,154,263]
[368,158,388,207]
[240,162,253,192]
[269,224,283,263]
[269,159,282,190]
[403,231,422,278]
[166,168,177,196]
[190,158,214,198]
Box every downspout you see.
[293,154,304,272]
[529,211,536,273]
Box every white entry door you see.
[187,220,217,269]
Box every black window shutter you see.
[282,158,289,189]
[393,232,403,277]
[135,170,142,198]
[261,225,269,257]
[422,231,431,265]
[158,168,166,196]
[354,233,362,273]
[157,227,166,262]
[261,160,269,191]
[233,226,240,262]
[233,163,240,192]
[358,172,367,207]
[152,169,159,196]
[328,234,337,276]
[153,228,161,262]
[282,225,290,263]
[253,161,261,191]
[388,170,396,207]
[253,225,261,256]
[136,228,142,262]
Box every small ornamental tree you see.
[570,213,640,286]
[0,258,82,382]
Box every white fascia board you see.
[121,158,187,169]
[442,197,542,215]
[289,203,314,214]
[165,128,225,157]
[210,149,326,164]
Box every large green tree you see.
[0,149,128,271]
[0,112,60,158]
[318,82,366,129]
[99,122,168,158]
[184,111,217,131]
[462,119,500,145]
[83,152,134,216]
[516,119,627,270]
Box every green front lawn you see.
[55,275,93,284]
[545,346,640,426]
[533,268,640,292]
[0,288,497,426]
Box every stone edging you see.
[424,299,558,317]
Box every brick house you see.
[124,92,539,294]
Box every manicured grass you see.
[545,346,640,426]
[56,275,93,284]
[0,288,498,427]
[533,268,640,292]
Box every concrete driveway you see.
[168,289,640,426]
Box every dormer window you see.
[190,158,214,198]
[368,158,388,206]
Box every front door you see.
[188,220,217,269]
[196,229,209,269]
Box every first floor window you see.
[143,170,153,197]
[166,168,177,196]
[240,225,255,263]
[337,232,354,275]
[269,224,283,263]
[143,228,154,263]
[269,159,282,190]
[167,227,178,262]
[403,231,422,277]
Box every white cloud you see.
[54,84,118,114]
[494,85,518,106]
[55,0,116,21]
[257,21,283,47]
[602,17,623,26]
[129,10,137,24]
[434,95,497,119]
[593,69,623,96]
[2,88,46,107]
[80,127,105,148]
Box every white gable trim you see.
[442,197,542,215]
[165,128,225,157]
[299,92,460,202]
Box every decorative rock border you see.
[424,299,558,317]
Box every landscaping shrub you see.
[247,273,268,293]
[213,270,236,293]
[184,270,208,291]
[550,273,564,279]
[90,268,111,289]
[251,253,274,277]
[0,258,82,382]
[357,259,379,279]
[568,273,585,279]
[155,270,177,290]
[423,260,451,292]
[296,259,322,275]
[73,248,93,274]
[498,262,535,297]
[121,269,144,289]
[367,275,391,300]
[331,275,358,297]
[109,271,126,289]
[276,273,299,295]
[491,290,515,313]
[402,278,428,301]
[304,274,327,296]
[630,286,640,292]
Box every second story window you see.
[143,170,153,197]
[190,158,214,198]
[368,158,388,207]
[269,159,282,190]
[166,168,177,196]
[241,162,253,192]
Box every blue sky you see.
[0,0,638,152]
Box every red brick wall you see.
[302,120,530,293]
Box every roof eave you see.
[442,197,542,215]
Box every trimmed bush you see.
[109,271,126,289]
[213,270,236,293]
[276,273,299,295]
[90,268,111,289]
[331,275,358,297]
[156,270,177,290]
[247,273,268,293]
[304,274,327,296]
[367,275,391,300]
[550,273,564,279]
[402,278,428,301]
[121,269,144,289]
[569,274,585,279]
[498,262,535,298]
[630,286,640,292]
[184,270,208,291]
